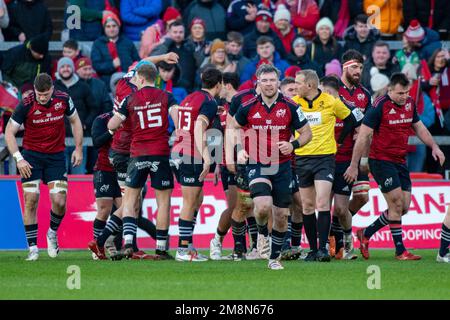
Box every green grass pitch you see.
[0,249,449,300]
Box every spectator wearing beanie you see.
[1,34,51,90]
[369,67,389,100]
[271,4,297,54]
[287,36,322,77]
[307,17,343,74]
[200,39,234,73]
[4,0,52,42]
[76,57,113,114]
[343,14,380,61]
[183,0,226,41]
[403,0,450,40]
[54,57,100,174]
[403,19,441,61]
[91,12,140,88]
[226,0,258,36]
[243,9,287,59]
[138,7,181,59]
[120,0,163,41]
[363,0,402,37]
[68,0,120,41]
[186,18,210,67]
[325,59,342,78]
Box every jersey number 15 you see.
[137,108,162,129]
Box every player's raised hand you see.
[164,52,179,64]
[432,146,445,166]
[17,159,33,179]
[343,164,358,184]
[72,148,83,167]
[277,141,293,155]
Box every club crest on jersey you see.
[276,109,286,118]
[357,93,365,101]
[54,102,63,110]
[405,103,412,111]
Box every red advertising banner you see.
[13,177,449,250]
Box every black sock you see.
[137,216,156,240]
[282,215,292,248]
[231,219,247,253]
[439,224,450,257]
[178,218,194,249]
[93,219,106,239]
[25,224,38,247]
[217,227,228,237]
[331,215,343,251]
[114,227,123,250]
[389,220,406,256]
[189,210,199,247]
[291,222,303,247]
[132,235,139,252]
[318,211,331,251]
[303,214,318,252]
[270,229,286,259]
[97,214,122,247]
[349,209,357,216]
[246,217,258,249]
[50,210,64,231]
[122,216,137,247]
[156,229,169,252]
[257,222,269,237]
[364,210,389,239]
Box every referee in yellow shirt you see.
[292,70,363,262]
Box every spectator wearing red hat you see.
[120,0,163,41]
[68,0,119,41]
[271,4,297,54]
[226,0,258,36]
[403,0,450,40]
[187,18,211,67]
[183,0,226,41]
[243,9,287,59]
[91,12,140,88]
[138,7,182,59]
[403,19,442,61]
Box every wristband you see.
[13,151,24,162]
[360,157,368,166]
[291,140,300,149]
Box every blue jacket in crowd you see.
[91,35,140,87]
[120,0,163,41]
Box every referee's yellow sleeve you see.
[333,98,351,120]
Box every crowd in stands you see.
[1,0,450,175]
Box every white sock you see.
[124,234,133,245]
[48,228,56,236]
[156,240,166,251]
[29,245,38,252]
[214,232,222,243]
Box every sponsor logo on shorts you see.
[100,184,110,193]
[134,161,160,171]
[161,180,171,187]
[118,172,127,179]
[183,177,195,184]
[327,173,334,180]
[385,177,393,187]
[248,169,256,178]
[342,185,350,192]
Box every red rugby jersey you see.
[11,90,76,153]
[335,81,371,162]
[118,86,176,157]
[364,95,420,164]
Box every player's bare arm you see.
[5,119,33,179]
[194,115,211,182]
[143,52,179,65]
[344,124,373,184]
[412,120,445,166]
[68,111,84,167]
[107,112,125,132]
